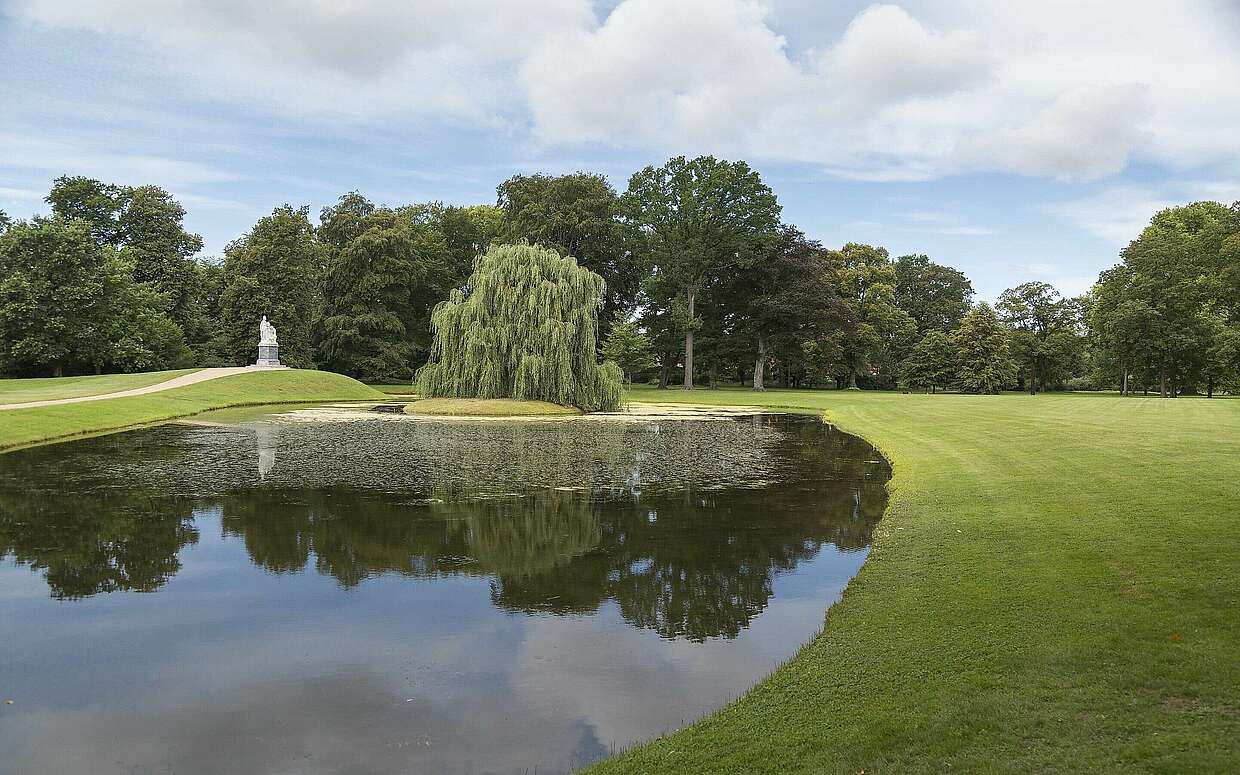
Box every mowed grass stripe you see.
[589,387,1240,774]
[0,369,200,403]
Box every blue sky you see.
[2,0,1239,301]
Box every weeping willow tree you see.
[415,243,623,412]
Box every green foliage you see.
[404,202,503,282]
[497,173,637,333]
[315,196,452,383]
[47,177,204,320]
[998,281,1086,392]
[622,155,781,389]
[1089,201,1240,395]
[602,321,655,383]
[0,217,184,376]
[219,206,324,368]
[728,226,847,389]
[831,243,917,388]
[415,243,623,412]
[894,253,974,333]
[953,303,1013,394]
[901,329,956,392]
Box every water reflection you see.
[0,411,888,774]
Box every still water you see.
[0,406,889,774]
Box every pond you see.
[0,405,889,775]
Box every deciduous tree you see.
[954,303,1013,394]
[901,330,955,393]
[894,254,973,333]
[622,156,780,390]
[497,173,636,335]
[414,243,623,412]
[220,206,324,368]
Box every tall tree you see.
[219,206,324,368]
[894,253,974,333]
[497,173,637,334]
[901,330,956,393]
[46,177,207,363]
[602,321,655,384]
[315,199,450,383]
[414,243,623,412]
[830,243,916,389]
[45,176,127,246]
[728,226,847,391]
[622,156,780,390]
[953,303,1013,394]
[1092,201,1236,396]
[0,217,181,376]
[998,281,1084,393]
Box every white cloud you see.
[813,4,995,117]
[521,0,800,148]
[0,186,44,202]
[0,132,237,188]
[9,0,594,121]
[9,0,1240,182]
[1045,180,1240,246]
[957,85,1152,182]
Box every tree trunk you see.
[752,335,766,391]
[846,368,858,390]
[1121,361,1128,396]
[1029,366,1036,395]
[1208,376,1214,398]
[1160,369,1167,398]
[659,360,669,389]
[682,288,696,390]
[53,364,64,378]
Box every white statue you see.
[259,316,278,345]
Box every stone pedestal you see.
[255,343,281,367]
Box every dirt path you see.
[0,367,281,411]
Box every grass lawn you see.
[0,369,200,403]
[404,397,581,416]
[0,369,384,450]
[589,386,1240,774]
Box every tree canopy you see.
[414,243,623,412]
[622,156,780,389]
[497,173,637,335]
[219,206,324,368]
[8,164,1238,396]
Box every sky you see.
[2,0,1239,301]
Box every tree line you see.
[1,161,1237,396]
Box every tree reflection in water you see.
[0,413,888,639]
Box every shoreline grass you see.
[368,383,417,395]
[588,385,1240,773]
[0,369,384,451]
[0,369,200,404]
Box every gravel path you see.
[0,367,282,411]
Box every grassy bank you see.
[405,397,581,416]
[0,369,199,403]
[591,386,1240,773]
[0,369,384,450]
